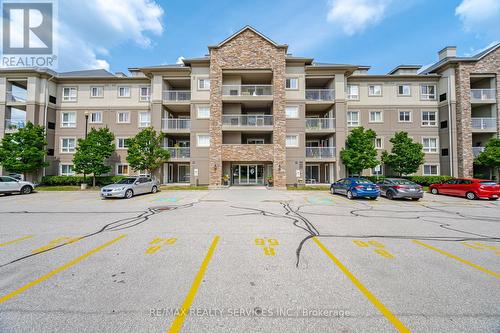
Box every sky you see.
[49,0,500,74]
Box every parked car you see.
[429,178,500,200]
[0,176,35,195]
[330,177,380,200]
[100,176,159,199]
[376,178,424,200]
[8,173,23,180]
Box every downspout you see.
[447,75,453,177]
[42,75,55,177]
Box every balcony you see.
[472,147,485,157]
[471,117,497,132]
[222,115,273,130]
[4,119,25,133]
[305,147,336,160]
[161,118,190,132]
[222,85,273,99]
[305,118,335,131]
[6,91,27,104]
[305,89,335,102]
[162,90,191,102]
[164,147,190,160]
[470,89,496,103]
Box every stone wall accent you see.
[221,144,274,161]
[208,28,287,187]
[454,48,499,177]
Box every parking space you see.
[0,189,499,332]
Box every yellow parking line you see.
[168,236,220,333]
[313,238,410,333]
[0,235,126,303]
[413,240,500,279]
[0,235,34,247]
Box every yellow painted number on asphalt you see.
[145,237,177,254]
[32,237,82,254]
[353,239,395,259]
[255,238,279,256]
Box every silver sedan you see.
[100,176,159,199]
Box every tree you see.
[0,122,48,179]
[126,127,170,178]
[340,127,379,175]
[475,138,500,180]
[73,128,115,187]
[382,131,425,176]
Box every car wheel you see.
[330,187,335,195]
[369,196,377,200]
[431,188,439,195]
[346,190,354,200]
[466,192,477,200]
[386,191,394,200]
[21,186,33,194]
[151,185,158,194]
[125,189,134,199]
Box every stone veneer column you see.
[208,52,223,187]
[272,52,287,189]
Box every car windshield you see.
[354,179,372,184]
[479,181,497,185]
[391,179,415,185]
[116,178,137,184]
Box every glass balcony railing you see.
[470,89,495,101]
[305,89,335,101]
[305,147,336,159]
[161,118,190,130]
[472,147,485,157]
[164,147,190,159]
[471,117,497,130]
[162,90,191,101]
[222,115,273,127]
[222,85,272,96]
[6,91,27,103]
[4,119,25,131]
[305,118,335,130]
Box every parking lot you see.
[0,188,499,333]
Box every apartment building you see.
[1,26,499,187]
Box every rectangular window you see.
[117,111,130,123]
[420,85,436,100]
[441,148,449,156]
[61,112,76,127]
[89,111,102,123]
[197,105,210,119]
[374,137,383,149]
[285,106,299,118]
[369,111,383,123]
[423,164,439,175]
[118,86,131,98]
[346,84,359,100]
[398,111,412,122]
[440,120,448,129]
[62,87,77,102]
[196,134,210,147]
[247,138,265,144]
[138,112,151,127]
[398,84,411,96]
[60,138,76,153]
[198,78,210,90]
[422,111,437,126]
[422,137,438,153]
[368,84,382,96]
[347,111,359,127]
[285,77,298,89]
[90,86,103,98]
[60,164,75,176]
[117,138,129,149]
[286,134,299,147]
[116,164,129,176]
[140,86,150,101]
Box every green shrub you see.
[360,175,452,186]
[41,175,125,186]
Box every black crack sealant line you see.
[0,202,197,268]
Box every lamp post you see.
[83,111,89,184]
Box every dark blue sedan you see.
[330,177,380,200]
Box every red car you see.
[429,178,500,200]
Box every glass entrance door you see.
[232,164,264,185]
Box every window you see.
[441,148,449,156]
[60,138,76,153]
[422,137,438,153]
[286,134,299,147]
[90,86,103,98]
[398,111,412,122]
[117,138,129,149]
[118,86,131,98]
[247,138,265,144]
[196,134,210,147]
[198,78,210,90]
[346,84,359,100]
[347,111,359,127]
[368,84,382,96]
[48,122,55,130]
[420,85,436,100]
[374,137,383,149]
[62,87,77,102]
[61,112,76,127]
[398,84,411,96]
[197,105,210,119]
[285,77,298,89]
[422,111,437,126]
[440,120,448,129]
[49,95,57,104]
[285,106,299,118]
[140,86,150,101]
[138,112,151,127]
[60,164,75,176]
[116,164,129,175]
[117,111,130,123]
[423,164,439,175]
[369,111,383,123]
[89,111,102,123]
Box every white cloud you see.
[326,0,390,35]
[455,0,500,37]
[176,56,185,64]
[55,0,164,71]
